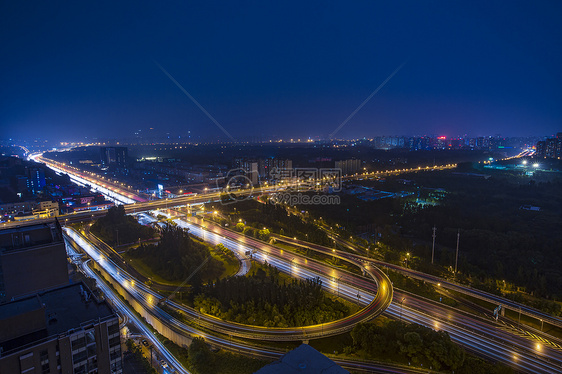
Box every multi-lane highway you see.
[314,232,562,332]
[169,215,562,373]
[74,214,393,341]
[64,236,190,374]
[32,153,562,373]
[67,213,562,373]
[65,226,441,374]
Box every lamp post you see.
[336,275,342,297]
[431,226,436,264]
[290,258,295,277]
[400,297,405,323]
[455,229,460,274]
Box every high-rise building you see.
[26,168,46,195]
[335,159,362,175]
[535,140,546,158]
[233,158,259,185]
[535,134,562,159]
[258,158,293,179]
[0,220,68,302]
[100,147,128,168]
[0,283,122,374]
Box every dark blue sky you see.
[1,1,561,142]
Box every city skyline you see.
[1,1,561,142]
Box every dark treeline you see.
[128,224,224,283]
[398,166,562,300]
[217,198,333,246]
[351,321,512,373]
[352,321,464,370]
[194,263,349,327]
[302,164,562,302]
[91,205,155,245]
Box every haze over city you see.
[2,1,562,142]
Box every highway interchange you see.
[27,154,562,373]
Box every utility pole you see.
[431,226,436,264]
[455,229,460,274]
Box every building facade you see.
[0,283,122,374]
[0,220,68,302]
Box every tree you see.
[188,337,214,374]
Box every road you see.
[324,233,562,332]
[66,211,562,373]
[64,228,439,374]
[175,217,562,373]
[64,237,190,374]
[343,164,458,181]
[34,152,562,372]
[74,218,393,341]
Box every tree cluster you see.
[398,170,562,300]
[194,263,349,327]
[351,321,465,371]
[125,339,157,374]
[183,337,269,374]
[128,224,225,283]
[91,205,155,245]
[217,199,333,246]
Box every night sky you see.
[1,1,561,142]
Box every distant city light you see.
[533,163,539,168]
[522,160,527,165]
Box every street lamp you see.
[290,258,296,277]
[336,275,342,297]
[400,297,406,322]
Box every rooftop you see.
[254,344,349,374]
[0,282,115,354]
[0,219,62,252]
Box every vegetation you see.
[397,164,562,301]
[386,270,458,307]
[194,263,350,327]
[128,224,225,284]
[210,199,333,246]
[302,164,562,310]
[91,205,155,246]
[157,335,270,374]
[125,339,157,374]
[350,320,512,373]
[351,321,464,370]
